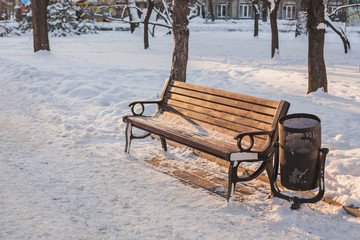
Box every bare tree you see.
[208,0,215,22]
[15,0,23,22]
[202,0,215,23]
[307,0,327,94]
[261,2,268,22]
[31,0,50,52]
[144,0,155,49]
[324,13,351,53]
[127,0,141,33]
[263,0,281,58]
[0,1,5,20]
[295,1,351,54]
[252,0,260,37]
[325,3,354,53]
[169,0,189,82]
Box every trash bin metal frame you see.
[270,143,329,210]
[269,113,329,210]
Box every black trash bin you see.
[270,113,329,209]
[279,113,321,191]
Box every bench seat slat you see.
[167,87,277,116]
[160,111,269,147]
[169,80,279,108]
[165,98,273,131]
[166,94,275,124]
[161,105,269,139]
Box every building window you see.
[217,2,230,18]
[282,5,296,19]
[239,4,253,18]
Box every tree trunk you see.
[31,0,50,52]
[307,0,327,94]
[169,0,189,82]
[0,1,4,20]
[270,12,279,57]
[264,0,281,58]
[261,2,267,22]
[295,0,309,37]
[144,0,154,49]
[16,0,23,22]
[209,1,215,22]
[16,13,23,23]
[252,1,260,37]
[127,0,140,33]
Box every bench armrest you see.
[123,100,163,119]
[234,129,275,153]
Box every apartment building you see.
[212,0,348,21]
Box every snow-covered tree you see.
[47,0,77,36]
[79,19,96,33]
[47,0,96,37]
[18,1,33,33]
[127,0,141,33]
[0,23,14,37]
[295,0,308,37]
[295,0,350,53]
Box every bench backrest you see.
[160,80,289,147]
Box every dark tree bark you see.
[144,0,154,49]
[31,0,50,52]
[169,0,189,82]
[16,0,23,22]
[0,1,4,20]
[252,0,260,37]
[261,2,267,22]
[307,0,327,94]
[209,0,215,22]
[263,0,281,58]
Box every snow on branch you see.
[324,13,351,54]
[328,3,360,18]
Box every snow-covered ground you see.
[1,19,360,239]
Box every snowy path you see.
[1,97,359,239]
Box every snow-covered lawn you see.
[1,19,359,239]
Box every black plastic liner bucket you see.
[278,113,321,191]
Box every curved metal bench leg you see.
[227,161,240,201]
[124,122,133,154]
[124,122,153,154]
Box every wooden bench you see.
[123,79,290,200]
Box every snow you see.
[282,117,319,129]
[1,18,360,239]
[317,23,326,30]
